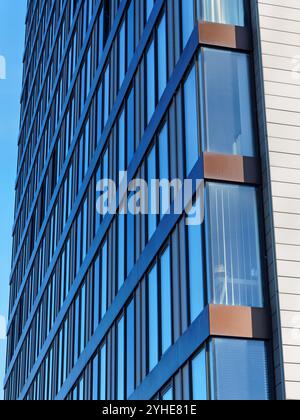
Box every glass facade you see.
[5,0,273,401]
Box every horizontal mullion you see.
[6,24,199,394]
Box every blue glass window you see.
[127,0,135,66]
[147,145,157,240]
[100,344,107,400]
[188,223,205,322]
[192,349,207,400]
[146,0,154,21]
[119,21,126,88]
[101,241,108,319]
[202,0,246,26]
[157,14,167,100]
[161,247,172,354]
[207,183,263,308]
[117,317,125,400]
[127,88,135,165]
[181,0,195,48]
[92,354,99,400]
[162,387,174,401]
[201,48,255,156]
[148,265,158,372]
[127,300,135,397]
[159,123,169,218]
[210,339,271,400]
[184,66,199,175]
[146,41,155,125]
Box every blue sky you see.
[0,0,26,399]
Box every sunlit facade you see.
[5,0,300,400]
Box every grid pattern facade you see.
[5,0,275,400]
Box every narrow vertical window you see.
[100,343,107,400]
[146,0,154,21]
[119,21,126,88]
[126,299,135,398]
[161,247,172,354]
[184,66,199,175]
[181,0,195,48]
[159,123,169,218]
[127,0,135,66]
[117,317,125,400]
[192,349,207,400]
[93,255,100,330]
[147,145,157,241]
[101,241,108,319]
[127,88,135,165]
[146,41,155,125]
[104,65,110,126]
[148,265,158,372]
[92,354,99,400]
[188,222,205,323]
[157,14,167,100]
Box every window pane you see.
[181,0,194,48]
[162,387,173,401]
[184,66,199,175]
[100,344,106,400]
[161,247,172,354]
[202,0,246,26]
[211,339,271,401]
[92,354,99,400]
[202,49,255,156]
[159,123,169,218]
[192,349,207,400]
[146,41,155,125]
[158,14,167,100]
[117,317,125,400]
[147,145,157,240]
[146,0,154,21]
[188,223,205,322]
[101,241,108,318]
[127,300,135,398]
[207,183,263,308]
[119,21,126,88]
[148,265,158,372]
[127,88,135,164]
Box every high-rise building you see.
[4,0,300,400]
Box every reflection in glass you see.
[192,349,207,400]
[148,265,158,372]
[202,48,255,156]
[207,183,263,308]
[202,0,245,27]
[211,339,270,401]
[161,247,172,354]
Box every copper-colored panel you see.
[203,153,260,184]
[198,22,251,51]
[209,305,271,340]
